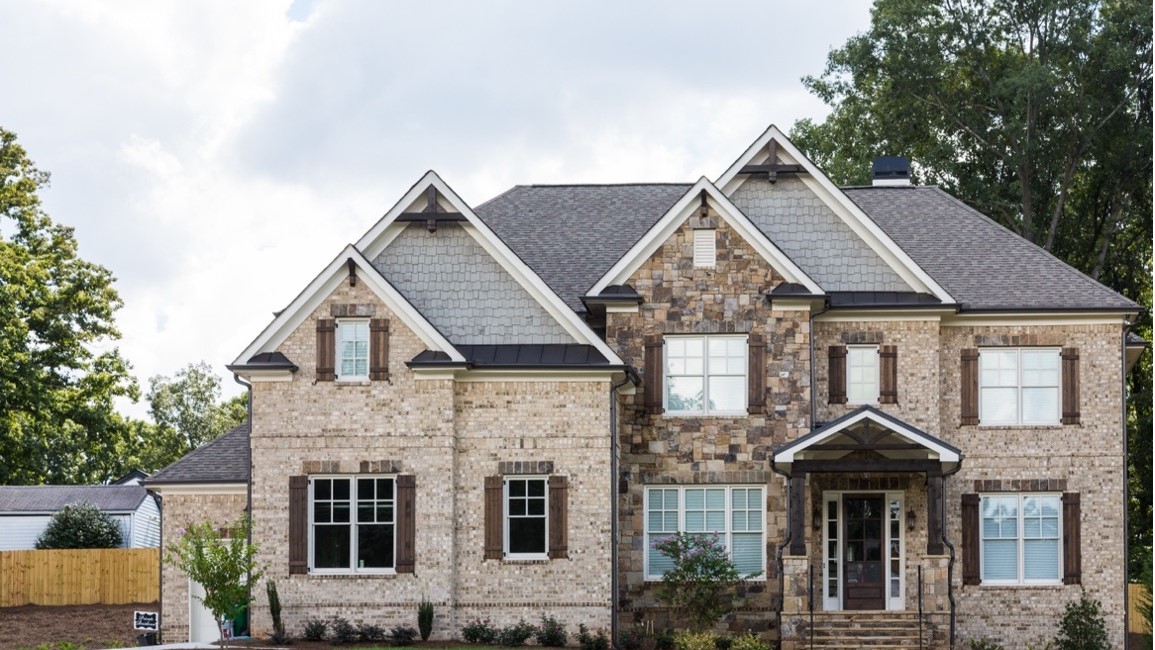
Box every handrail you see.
[917,565,924,649]
[807,564,814,650]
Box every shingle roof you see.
[144,421,250,485]
[843,186,1140,311]
[0,485,147,513]
[475,184,692,312]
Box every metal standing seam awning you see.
[771,406,963,556]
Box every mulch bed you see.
[0,602,158,650]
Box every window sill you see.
[977,582,1064,589]
[974,423,1064,430]
[334,378,371,386]
[305,571,399,578]
[662,412,749,420]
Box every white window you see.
[847,346,879,404]
[981,494,1061,584]
[310,475,394,573]
[665,336,746,414]
[980,349,1060,424]
[693,229,716,267]
[505,476,548,558]
[337,320,369,380]
[644,485,764,580]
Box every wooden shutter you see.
[395,475,416,573]
[1062,492,1081,584]
[828,346,847,404]
[484,476,503,560]
[879,345,898,404]
[316,319,336,382]
[369,319,390,381]
[288,476,308,575]
[960,349,979,425]
[1061,348,1080,425]
[747,332,765,414]
[644,335,665,414]
[548,475,569,560]
[961,493,980,585]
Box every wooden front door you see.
[843,494,885,610]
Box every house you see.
[145,125,1145,648]
[0,484,161,549]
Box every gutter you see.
[234,372,254,638]
[768,457,792,650]
[939,459,963,648]
[1121,320,1134,638]
[609,371,635,650]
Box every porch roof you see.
[772,406,962,477]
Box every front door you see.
[843,495,885,610]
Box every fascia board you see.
[233,245,464,365]
[356,170,441,259]
[715,126,956,305]
[942,312,1133,327]
[776,410,959,464]
[588,178,823,296]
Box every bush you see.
[497,620,537,647]
[418,599,434,641]
[578,624,610,650]
[391,625,419,646]
[968,640,1006,650]
[266,581,290,644]
[463,618,499,644]
[655,631,677,650]
[536,615,568,647]
[358,622,387,642]
[729,632,770,650]
[1054,593,1110,650]
[618,625,647,650]
[713,636,732,650]
[302,618,328,642]
[330,616,358,644]
[653,532,754,631]
[673,631,719,650]
[35,502,123,549]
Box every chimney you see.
[872,156,912,186]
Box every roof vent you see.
[872,156,912,186]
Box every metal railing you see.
[807,564,815,650]
[917,565,924,649]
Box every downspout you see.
[234,373,254,636]
[939,458,963,648]
[1121,320,1133,638]
[808,299,831,432]
[769,459,792,650]
[610,370,636,650]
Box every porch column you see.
[926,469,944,555]
[788,472,806,556]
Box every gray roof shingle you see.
[0,485,147,513]
[144,421,250,485]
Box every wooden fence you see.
[1131,582,1152,634]
[0,548,158,606]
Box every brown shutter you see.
[961,493,980,585]
[644,335,665,414]
[316,319,336,382]
[484,476,503,560]
[548,475,569,560]
[289,476,308,575]
[960,349,979,425]
[879,345,898,404]
[369,319,390,381]
[747,332,765,414]
[1061,348,1080,425]
[395,474,416,573]
[828,346,847,404]
[1062,492,1081,584]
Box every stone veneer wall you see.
[607,212,812,638]
[245,278,613,640]
[158,491,247,643]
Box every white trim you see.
[233,245,464,365]
[308,474,398,575]
[846,345,880,405]
[978,493,1063,587]
[978,348,1061,426]
[147,484,247,495]
[335,318,370,381]
[714,125,954,304]
[642,484,767,582]
[821,491,906,611]
[774,410,960,465]
[664,334,748,416]
[356,171,624,365]
[605,303,640,314]
[503,475,550,561]
[245,370,294,383]
[816,311,949,323]
[588,177,823,296]
[410,368,625,383]
[942,312,1133,327]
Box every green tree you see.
[792,0,1153,576]
[0,127,139,485]
[140,362,247,471]
[653,532,757,632]
[165,517,263,646]
[35,501,123,549]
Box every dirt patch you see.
[0,603,158,650]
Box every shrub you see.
[713,636,732,650]
[618,625,647,650]
[35,502,123,549]
[266,581,290,644]
[418,599,435,641]
[497,620,537,647]
[578,624,610,650]
[673,631,719,650]
[653,532,755,631]
[655,631,677,650]
[463,618,499,644]
[536,615,568,647]
[330,616,358,644]
[391,625,419,646]
[1053,593,1110,650]
[358,622,387,642]
[729,632,770,650]
[968,640,1006,650]
[302,618,328,642]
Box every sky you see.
[0,0,872,418]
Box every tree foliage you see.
[653,532,756,632]
[791,0,1153,576]
[35,501,123,549]
[0,127,139,485]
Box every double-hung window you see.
[665,336,746,414]
[310,475,394,572]
[337,320,369,380]
[644,485,764,580]
[980,349,1060,425]
[847,346,879,404]
[504,476,548,558]
[980,494,1061,584]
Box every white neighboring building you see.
[0,485,161,549]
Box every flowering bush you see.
[672,631,719,650]
[652,532,757,631]
[462,618,499,644]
